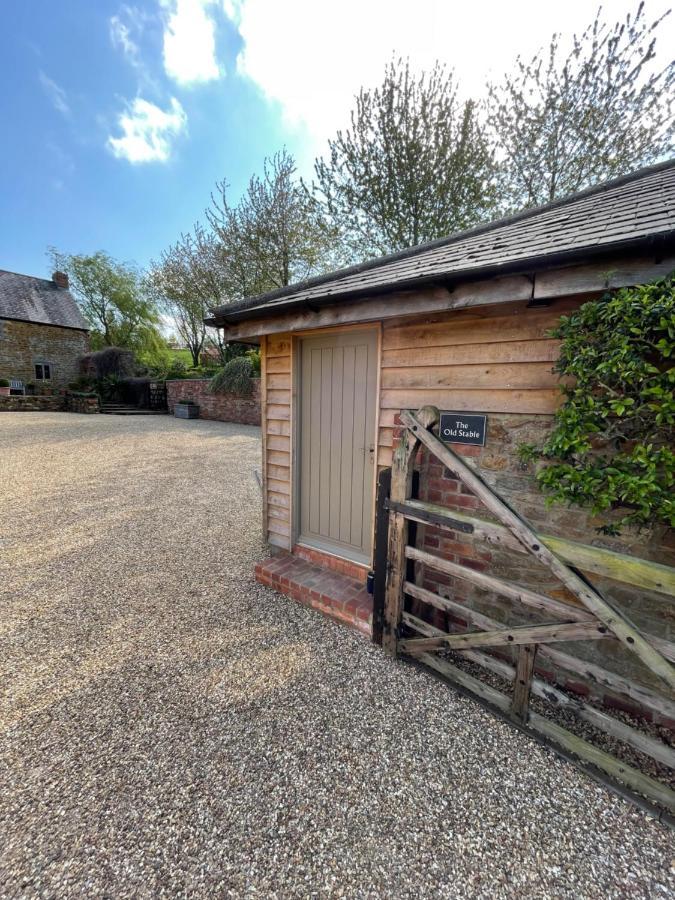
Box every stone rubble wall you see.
[0,318,89,389]
[0,395,64,412]
[0,394,99,413]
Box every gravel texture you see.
[1,412,674,899]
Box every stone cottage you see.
[0,269,89,390]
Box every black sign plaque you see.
[439,412,487,446]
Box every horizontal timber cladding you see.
[374,294,674,725]
[376,297,578,468]
[260,297,593,555]
[381,297,582,350]
[263,333,293,549]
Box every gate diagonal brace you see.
[399,407,675,693]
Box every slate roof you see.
[208,159,675,325]
[0,270,89,330]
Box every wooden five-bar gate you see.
[375,406,675,821]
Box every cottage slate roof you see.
[0,270,89,330]
[208,159,675,325]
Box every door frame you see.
[291,323,382,566]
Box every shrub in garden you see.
[210,356,256,396]
[246,349,261,375]
[520,274,674,533]
[68,375,97,392]
[80,347,135,378]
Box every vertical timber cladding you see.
[376,297,584,466]
[298,330,379,565]
[264,333,293,548]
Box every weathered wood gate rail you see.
[377,406,675,818]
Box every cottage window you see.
[35,363,51,381]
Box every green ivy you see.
[520,274,675,534]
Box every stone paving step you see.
[255,553,373,637]
[100,404,167,415]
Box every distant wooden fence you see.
[376,406,675,819]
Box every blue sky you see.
[1,0,306,278]
[2,0,673,280]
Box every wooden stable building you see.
[208,162,675,815]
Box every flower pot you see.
[0,386,10,396]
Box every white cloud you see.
[162,0,221,85]
[38,70,70,116]
[224,0,675,159]
[107,97,187,163]
[110,8,142,65]
[110,5,161,92]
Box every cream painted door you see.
[298,330,378,564]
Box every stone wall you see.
[64,394,100,414]
[0,393,99,413]
[0,318,89,389]
[0,395,63,412]
[400,411,674,726]
[167,378,260,426]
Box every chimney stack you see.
[52,271,69,289]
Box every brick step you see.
[255,553,372,637]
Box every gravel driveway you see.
[1,412,673,898]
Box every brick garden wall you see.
[0,318,89,389]
[167,378,261,426]
[399,411,675,726]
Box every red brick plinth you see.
[255,553,372,637]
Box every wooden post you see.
[382,406,439,656]
[512,644,538,722]
[371,468,392,646]
[382,431,419,656]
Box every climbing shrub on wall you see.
[520,274,675,534]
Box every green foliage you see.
[245,349,261,375]
[136,338,172,373]
[168,349,194,365]
[206,339,250,368]
[209,356,257,396]
[50,249,168,359]
[313,57,497,258]
[68,376,97,392]
[0,378,10,387]
[94,374,124,402]
[520,275,675,532]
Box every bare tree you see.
[487,3,674,209]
